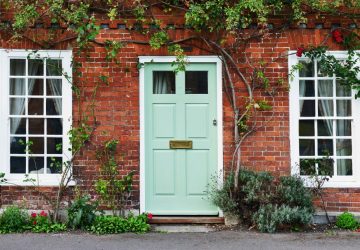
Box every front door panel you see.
[145,63,218,215]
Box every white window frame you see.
[0,49,72,186]
[289,51,360,188]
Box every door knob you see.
[213,119,217,126]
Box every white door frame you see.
[138,56,223,214]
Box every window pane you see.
[28,98,43,115]
[299,120,314,136]
[336,80,351,97]
[153,71,175,94]
[28,137,44,154]
[46,59,62,76]
[47,118,62,135]
[336,120,351,136]
[185,71,208,94]
[318,139,333,156]
[336,139,352,156]
[318,80,333,97]
[29,157,44,173]
[46,79,62,96]
[318,100,333,117]
[47,138,62,154]
[318,120,333,136]
[10,118,26,134]
[300,159,316,175]
[10,59,26,76]
[10,98,25,115]
[318,158,334,176]
[10,157,26,173]
[47,157,62,174]
[299,80,314,97]
[300,100,315,117]
[336,100,351,117]
[10,79,25,95]
[29,118,44,134]
[10,137,26,154]
[337,159,352,176]
[28,59,44,76]
[299,139,315,156]
[299,60,314,77]
[46,98,62,115]
[28,79,44,96]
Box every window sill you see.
[0,175,76,187]
[301,176,360,188]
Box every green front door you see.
[145,62,218,215]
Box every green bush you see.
[0,206,29,233]
[277,176,314,210]
[336,212,359,230]
[88,214,150,234]
[209,170,314,233]
[67,194,98,230]
[208,174,238,215]
[253,204,313,233]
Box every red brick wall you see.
[0,18,359,213]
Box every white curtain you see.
[337,100,351,176]
[10,77,27,134]
[11,60,39,134]
[154,72,173,94]
[318,82,333,136]
[47,79,62,117]
[299,80,306,115]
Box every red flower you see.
[33,221,37,225]
[147,213,153,220]
[31,212,37,218]
[332,29,344,43]
[39,211,47,217]
[296,47,305,57]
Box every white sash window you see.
[289,51,360,187]
[0,50,72,185]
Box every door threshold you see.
[149,216,224,224]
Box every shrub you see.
[253,204,313,233]
[238,170,274,205]
[88,214,150,234]
[0,206,29,233]
[336,212,359,230]
[209,170,314,233]
[67,194,98,229]
[208,174,238,215]
[30,211,67,233]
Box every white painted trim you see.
[138,56,223,215]
[0,49,73,186]
[289,50,360,187]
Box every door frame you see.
[138,56,223,215]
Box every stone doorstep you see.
[151,224,216,233]
[149,216,225,224]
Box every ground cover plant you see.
[0,206,29,233]
[0,195,150,234]
[88,213,150,234]
[0,206,67,234]
[336,212,359,231]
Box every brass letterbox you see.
[169,140,193,149]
